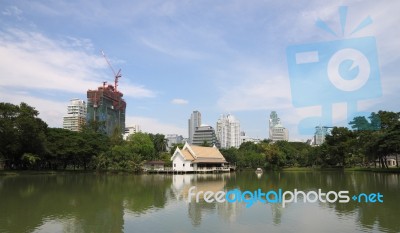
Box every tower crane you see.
[101,50,121,92]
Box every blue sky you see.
[0,0,399,140]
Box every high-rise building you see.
[188,111,201,144]
[166,134,184,148]
[123,125,141,140]
[269,111,289,142]
[313,126,329,145]
[63,98,87,132]
[87,82,126,136]
[192,125,218,146]
[216,114,241,149]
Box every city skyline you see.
[1,1,399,140]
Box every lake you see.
[0,171,399,233]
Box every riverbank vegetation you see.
[1,102,399,171]
[0,102,169,171]
[222,111,400,169]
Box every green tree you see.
[260,142,285,169]
[127,132,155,160]
[349,111,400,168]
[0,103,21,167]
[159,152,172,166]
[324,127,355,167]
[349,116,372,131]
[169,143,184,155]
[79,129,110,169]
[220,147,239,165]
[149,133,167,156]
[110,126,124,146]
[201,140,211,147]
[0,102,47,169]
[21,153,41,169]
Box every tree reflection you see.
[0,173,171,233]
[0,171,398,232]
[226,171,400,232]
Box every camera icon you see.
[287,36,381,134]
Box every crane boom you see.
[101,50,121,92]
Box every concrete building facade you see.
[123,125,141,140]
[269,111,289,142]
[188,111,202,144]
[63,98,87,132]
[192,125,218,147]
[166,134,185,148]
[86,83,126,136]
[216,114,241,149]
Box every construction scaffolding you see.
[87,82,126,136]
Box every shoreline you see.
[2,167,400,176]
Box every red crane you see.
[101,50,121,92]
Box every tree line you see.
[220,111,400,169]
[1,102,399,171]
[0,102,169,171]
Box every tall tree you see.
[324,127,355,167]
[149,133,167,156]
[0,102,47,169]
[127,132,155,161]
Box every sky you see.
[0,0,399,141]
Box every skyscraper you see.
[188,110,201,144]
[216,114,241,149]
[269,111,289,142]
[86,82,126,136]
[63,98,87,132]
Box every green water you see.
[0,171,399,233]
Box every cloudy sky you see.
[1,0,399,140]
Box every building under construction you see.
[87,82,126,136]
[87,51,126,136]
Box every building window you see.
[174,163,176,167]
[190,164,193,167]
[183,164,185,167]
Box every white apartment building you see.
[123,125,141,140]
[216,114,241,149]
[63,98,87,132]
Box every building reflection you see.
[0,172,399,232]
[171,173,243,226]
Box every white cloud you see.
[2,6,23,19]
[216,62,292,111]
[0,88,66,127]
[0,28,156,99]
[126,116,186,136]
[119,84,156,98]
[171,98,189,105]
[141,37,206,60]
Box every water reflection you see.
[0,171,399,233]
[170,173,243,226]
